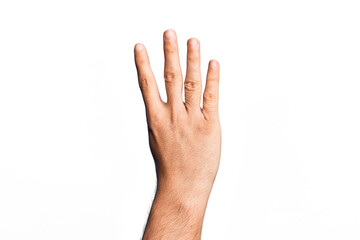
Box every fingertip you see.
[164,29,177,41]
[135,43,145,52]
[187,38,199,48]
[209,59,219,69]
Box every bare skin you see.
[134,29,221,240]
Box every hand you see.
[134,29,221,239]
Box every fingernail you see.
[189,38,199,48]
[211,59,218,68]
[135,43,144,51]
[164,29,176,41]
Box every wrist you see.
[143,181,207,240]
[155,176,213,209]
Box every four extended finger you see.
[202,59,220,120]
[184,38,202,110]
[134,43,163,112]
[163,29,183,106]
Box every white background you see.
[1,0,360,239]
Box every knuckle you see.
[164,70,181,83]
[165,43,178,54]
[139,77,151,91]
[203,92,217,102]
[184,81,201,92]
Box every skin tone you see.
[134,29,221,240]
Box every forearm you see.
[142,179,213,240]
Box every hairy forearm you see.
[142,179,212,240]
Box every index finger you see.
[134,43,163,112]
